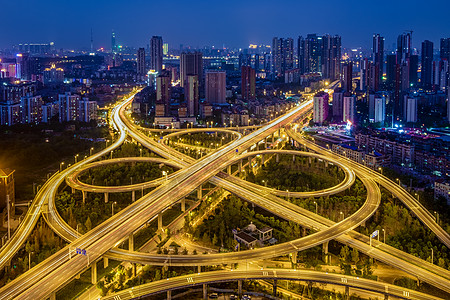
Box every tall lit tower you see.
[372,34,384,84]
[137,48,146,75]
[111,30,117,53]
[150,36,163,72]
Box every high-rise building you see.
[343,93,356,123]
[43,64,64,84]
[297,36,305,73]
[403,95,417,123]
[372,34,384,87]
[59,93,81,122]
[163,43,169,55]
[322,35,341,81]
[111,31,117,53]
[440,38,450,61]
[150,36,163,72]
[180,52,203,88]
[272,37,294,76]
[186,75,199,117]
[21,95,43,124]
[299,34,323,73]
[421,40,434,90]
[342,62,353,92]
[360,58,370,91]
[313,91,329,125]
[241,66,256,101]
[409,54,419,88]
[156,73,171,116]
[386,54,397,89]
[79,99,98,122]
[397,32,412,64]
[448,88,450,123]
[373,96,386,124]
[137,48,146,75]
[205,71,226,104]
[332,88,344,121]
[16,53,33,81]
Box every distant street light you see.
[90,147,94,156]
[314,201,318,215]
[60,162,65,172]
[74,154,79,163]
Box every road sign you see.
[371,230,379,238]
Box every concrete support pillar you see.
[104,192,108,203]
[384,294,389,300]
[291,252,298,266]
[309,157,312,164]
[82,191,86,204]
[272,134,275,143]
[132,191,135,202]
[129,233,134,251]
[278,128,281,137]
[292,155,295,162]
[261,154,265,165]
[276,154,279,163]
[71,187,75,194]
[198,265,202,273]
[132,263,136,277]
[238,280,243,296]
[158,213,163,230]
[49,292,56,300]
[203,284,208,299]
[248,157,252,168]
[91,261,97,284]
[167,290,172,300]
[323,241,329,264]
[181,198,186,212]
[345,286,349,300]
[273,279,277,296]
[197,185,202,200]
[228,165,232,175]
[239,160,242,172]
[325,161,328,168]
[103,257,109,269]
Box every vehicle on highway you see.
[209,292,218,298]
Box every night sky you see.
[2,0,450,50]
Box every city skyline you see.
[1,0,450,50]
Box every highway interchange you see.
[0,83,449,299]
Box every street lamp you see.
[60,162,65,172]
[396,178,401,187]
[382,228,386,243]
[340,211,344,221]
[139,148,142,157]
[415,193,420,202]
[314,201,318,215]
[112,201,117,216]
[378,167,383,175]
[431,248,434,264]
[162,171,168,181]
[90,147,94,156]
[74,154,79,163]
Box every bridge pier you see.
[273,279,277,296]
[103,257,109,269]
[323,241,329,264]
[344,286,349,300]
[132,190,135,202]
[91,261,97,284]
[248,156,252,168]
[276,154,279,163]
[129,233,134,251]
[167,290,172,300]
[239,160,242,172]
[238,280,242,296]
[132,263,137,277]
[181,198,186,212]
[82,191,86,204]
[290,251,298,267]
[203,284,208,299]
[384,294,389,300]
[71,187,75,194]
[104,192,109,203]
[261,154,265,165]
[228,165,232,175]
[49,291,56,300]
[197,185,202,200]
[292,154,295,162]
[272,134,275,143]
[158,213,163,231]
